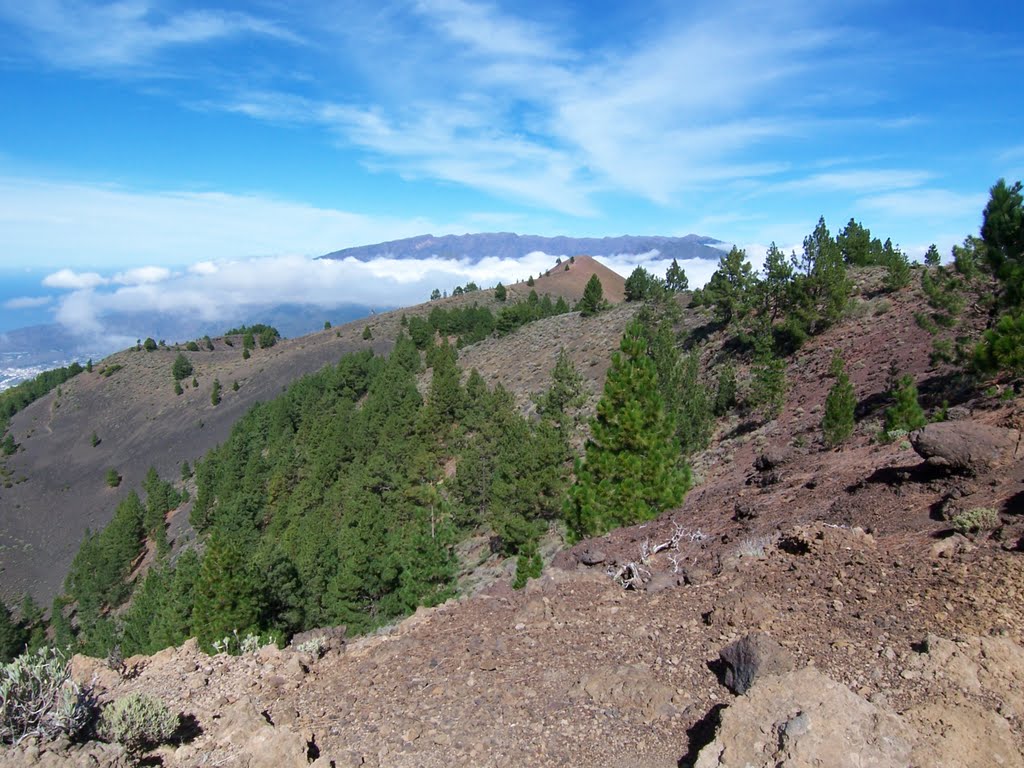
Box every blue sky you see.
[0,0,1022,335]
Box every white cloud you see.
[46,247,715,343]
[0,175,444,268]
[212,1,859,213]
[0,0,298,70]
[3,295,52,309]
[42,269,108,290]
[414,0,568,60]
[112,266,172,285]
[188,261,219,276]
[776,169,935,194]
[858,188,987,221]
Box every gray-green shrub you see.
[99,692,177,757]
[951,507,999,535]
[0,647,93,745]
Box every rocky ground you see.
[11,397,1024,766]
[10,508,1023,767]
[5,265,1024,766]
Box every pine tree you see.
[624,266,659,301]
[836,218,880,266]
[924,244,941,267]
[665,258,689,292]
[420,341,462,436]
[760,242,793,321]
[882,239,911,291]
[822,353,856,447]
[211,378,221,406]
[703,247,756,325]
[512,539,542,589]
[981,178,1024,308]
[19,595,46,653]
[713,363,737,417]
[192,533,261,649]
[884,375,927,437]
[533,348,585,436]
[577,274,605,317]
[804,216,851,326]
[566,320,690,539]
[674,351,713,456]
[0,601,26,662]
[494,282,507,301]
[747,334,787,420]
[975,313,1024,375]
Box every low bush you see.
[951,507,1000,535]
[99,692,177,757]
[0,647,94,745]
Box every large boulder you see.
[910,421,1021,474]
[717,632,795,695]
[694,667,915,768]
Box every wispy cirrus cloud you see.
[774,169,936,194]
[4,295,53,310]
[858,188,988,222]
[0,0,298,70]
[212,1,856,213]
[413,0,569,60]
[0,174,442,268]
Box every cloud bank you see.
[41,250,724,347]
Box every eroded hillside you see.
[0,259,627,605]
[5,254,1024,766]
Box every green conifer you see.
[192,533,261,649]
[0,601,26,663]
[884,375,926,437]
[566,320,690,539]
[713,363,737,416]
[822,353,856,447]
[665,258,688,292]
[577,274,605,317]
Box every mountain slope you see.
[8,265,1024,768]
[320,232,726,262]
[0,260,627,605]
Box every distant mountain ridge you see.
[319,232,727,262]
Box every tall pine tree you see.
[566,320,690,539]
[822,353,856,447]
[192,533,261,649]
